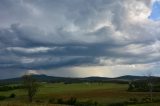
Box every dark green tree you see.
[22,74,39,102]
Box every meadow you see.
[0,83,160,106]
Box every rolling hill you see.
[0,74,158,85]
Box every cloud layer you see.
[0,0,160,79]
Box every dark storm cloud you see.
[0,0,160,78]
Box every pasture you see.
[0,83,160,105]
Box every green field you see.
[0,83,160,106]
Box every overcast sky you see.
[0,0,160,79]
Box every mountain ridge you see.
[0,74,159,85]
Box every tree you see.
[128,80,134,91]
[22,74,39,102]
[146,71,153,102]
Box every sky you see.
[0,0,160,79]
[149,0,160,20]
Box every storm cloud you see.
[0,0,160,78]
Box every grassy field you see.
[130,103,160,106]
[0,101,69,106]
[0,83,160,105]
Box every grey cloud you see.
[0,0,160,78]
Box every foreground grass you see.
[0,101,70,106]
[130,103,160,106]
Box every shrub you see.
[35,99,44,103]
[57,98,64,104]
[0,85,24,91]
[141,97,151,103]
[75,100,98,106]
[9,93,16,98]
[94,101,98,106]
[108,102,127,106]
[66,97,77,105]
[0,96,6,100]
[54,98,98,106]
[48,98,56,104]
[129,98,138,104]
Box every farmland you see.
[0,82,160,106]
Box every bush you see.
[141,97,151,103]
[35,99,44,103]
[9,93,16,98]
[66,97,77,105]
[57,98,64,104]
[0,85,24,91]
[153,98,160,103]
[0,96,6,100]
[129,98,138,104]
[48,98,56,104]
[75,100,98,106]
[54,98,98,106]
[56,97,77,105]
[108,102,127,106]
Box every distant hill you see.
[115,75,148,81]
[0,74,159,85]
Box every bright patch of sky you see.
[149,0,160,20]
